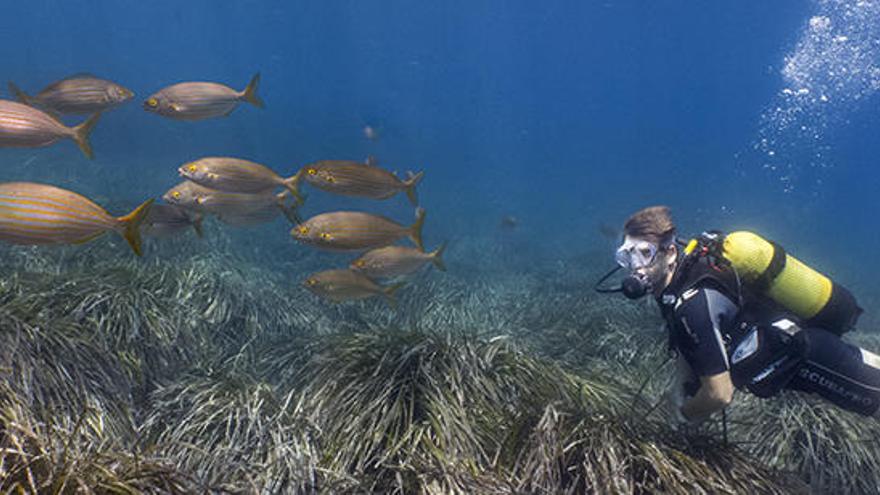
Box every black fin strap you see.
[754,241,786,292]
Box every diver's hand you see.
[664,355,696,430]
[663,386,695,430]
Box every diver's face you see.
[619,235,677,294]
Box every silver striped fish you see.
[179,157,299,198]
[0,182,154,255]
[291,208,425,252]
[350,243,446,279]
[303,269,404,307]
[162,181,299,226]
[8,74,133,115]
[291,158,424,206]
[215,203,289,227]
[143,73,263,121]
[0,100,101,158]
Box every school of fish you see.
[0,72,444,306]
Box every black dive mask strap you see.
[594,265,624,293]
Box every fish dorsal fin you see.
[62,72,100,80]
[41,73,101,92]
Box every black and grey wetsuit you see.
[660,258,880,416]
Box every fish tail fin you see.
[118,198,154,256]
[274,190,302,223]
[241,72,264,109]
[279,202,303,225]
[430,242,447,272]
[283,170,305,205]
[404,170,424,206]
[71,111,102,159]
[192,215,204,238]
[8,82,33,106]
[382,281,406,308]
[410,207,426,251]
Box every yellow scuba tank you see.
[684,231,862,334]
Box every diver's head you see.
[617,206,678,298]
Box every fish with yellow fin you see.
[0,100,101,158]
[8,74,133,115]
[350,244,446,279]
[178,157,300,200]
[303,269,404,307]
[291,157,423,205]
[163,181,299,226]
[291,208,425,251]
[0,182,153,255]
[143,73,263,121]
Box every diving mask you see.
[615,239,659,270]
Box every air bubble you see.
[809,15,831,31]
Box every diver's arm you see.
[669,286,739,422]
[680,371,734,421]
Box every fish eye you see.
[307,168,316,175]
[146,97,158,107]
[320,232,332,240]
[298,226,309,235]
[305,278,316,286]
[187,164,198,172]
[355,260,365,267]
[171,191,181,199]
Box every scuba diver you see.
[596,205,880,425]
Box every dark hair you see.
[623,206,676,246]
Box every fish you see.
[143,73,263,121]
[291,208,425,252]
[500,215,519,229]
[141,203,203,238]
[291,158,424,206]
[0,182,153,255]
[0,100,101,158]
[215,202,293,227]
[350,243,446,279]
[178,157,300,199]
[162,181,298,226]
[303,269,404,306]
[8,74,133,115]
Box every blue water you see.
[1,1,879,322]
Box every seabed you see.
[0,227,876,494]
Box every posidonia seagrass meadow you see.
[0,223,875,493]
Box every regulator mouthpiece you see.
[594,266,651,299]
[621,273,650,299]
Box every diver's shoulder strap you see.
[667,255,741,305]
[662,255,744,353]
